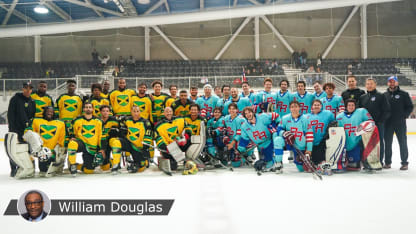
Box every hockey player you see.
[321,82,345,118]
[165,85,178,107]
[100,80,111,100]
[215,103,248,167]
[109,78,136,116]
[275,79,293,118]
[306,100,335,166]
[216,85,232,110]
[154,107,193,171]
[189,86,199,102]
[275,100,314,172]
[171,90,194,117]
[336,99,373,171]
[206,107,226,158]
[31,81,54,118]
[131,83,153,123]
[89,83,110,117]
[184,104,207,135]
[25,106,66,177]
[109,105,153,173]
[254,77,276,113]
[55,79,83,146]
[150,80,170,124]
[240,82,256,105]
[67,102,104,176]
[195,84,219,119]
[99,105,119,171]
[293,80,315,115]
[222,87,251,115]
[313,81,327,99]
[238,107,282,173]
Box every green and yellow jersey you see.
[165,96,177,108]
[184,115,206,136]
[171,99,193,117]
[26,117,66,150]
[101,116,119,149]
[120,117,153,151]
[131,94,153,123]
[151,92,170,123]
[89,96,111,117]
[154,117,192,148]
[55,94,83,121]
[71,116,103,154]
[109,88,137,116]
[101,92,109,100]
[31,91,54,118]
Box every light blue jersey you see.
[336,108,372,151]
[321,95,345,118]
[254,90,277,113]
[275,90,293,118]
[293,91,315,115]
[195,95,220,119]
[222,97,252,115]
[278,114,313,151]
[306,109,335,145]
[206,116,225,155]
[216,114,246,142]
[239,113,280,149]
[314,91,327,100]
[216,96,231,110]
[240,92,256,105]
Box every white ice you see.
[0,136,415,234]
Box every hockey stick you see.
[292,145,323,180]
[141,142,172,176]
[201,150,233,171]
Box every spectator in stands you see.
[316,53,323,68]
[292,50,300,68]
[305,65,315,86]
[315,67,323,82]
[117,56,125,68]
[341,76,365,105]
[300,48,308,66]
[45,67,54,78]
[359,77,390,166]
[112,66,120,77]
[214,86,222,98]
[127,55,136,65]
[98,54,111,67]
[91,48,99,65]
[7,82,36,177]
[383,76,413,170]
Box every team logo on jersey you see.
[81,125,96,138]
[128,127,140,141]
[154,99,164,111]
[117,95,129,106]
[64,99,78,112]
[34,99,47,113]
[371,97,376,101]
[180,110,189,116]
[167,126,178,140]
[188,124,198,135]
[395,95,400,99]
[134,101,146,112]
[40,125,57,140]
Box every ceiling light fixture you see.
[138,0,150,4]
[34,5,49,14]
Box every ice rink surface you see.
[0,137,415,234]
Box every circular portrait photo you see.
[17,190,51,222]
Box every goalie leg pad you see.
[167,142,185,162]
[46,145,67,177]
[5,132,34,178]
[326,127,347,171]
[23,130,43,155]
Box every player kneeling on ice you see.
[336,99,377,171]
[238,107,282,174]
[5,107,66,179]
[67,102,105,176]
[109,105,153,174]
[206,107,228,167]
[154,107,195,174]
[306,100,338,174]
[275,100,314,172]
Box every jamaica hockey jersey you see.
[31,91,54,118]
[71,116,103,154]
[131,94,153,122]
[26,117,66,150]
[55,94,83,121]
[109,88,137,116]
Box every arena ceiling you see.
[0,0,402,37]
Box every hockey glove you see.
[93,152,104,166]
[223,136,230,145]
[210,130,217,138]
[108,128,119,138]
[37,147,52,162]
[259,102,268,112]
[200,109,207,118]
[176,134,190,147]
[119,127,128,137]
[283,131,295,146]
[254,159,266,171]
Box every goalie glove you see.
[176,133,190,147]
[283,131,295,146]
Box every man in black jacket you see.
[359,78,391,165]
[383,76,413,170]
[7,82,36,177]
[341,76,365,105]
